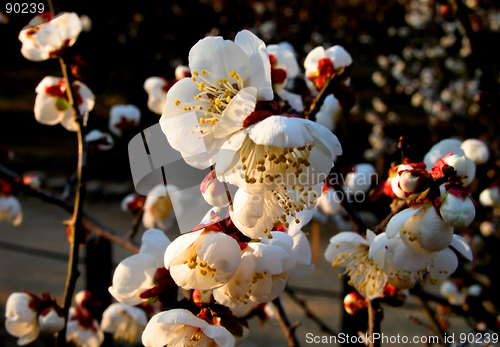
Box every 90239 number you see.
[5,3,45,14]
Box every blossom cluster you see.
[325,137,481,301]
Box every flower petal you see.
[212,86,257,138]
[234,30,273,101]
[385,207,421,239]
[189,36,250,83]
[450,234,473,261]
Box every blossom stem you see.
[304,64,353,121]
[124,206,144,240]
[272,297,301,347]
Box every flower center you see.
[175,69,244,139]
[169,326,215,347]
[45,79,83,110]
[308,58,334,91]
[271,184,319,227]
[151,196,173,221]
[331,244,386,297]
[183,245,217,278]
[114,312,140,344]
[237,136,315,186]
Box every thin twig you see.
[284,287,338,336]
[55,53,87,347]
[272,297,302,347]
[124,206,144,240]
[304,64,354,121]
[407,315,443,342]
[0,163,140,254]
[415,296,446,345]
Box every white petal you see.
[109,253,157,306]
[189,36,250,83]
[304,46,325,74]
[450,234,473,261]
[430,248,458,278]
[251,243,293,275]
[385,207,421,239]
[235,30,273,101]
[423,138,464,169]
[164,230,202,267]
[140,229,171,265]
[34,93,65,125]
[328,231,367,245]
[247,116,314,148]
[195,231,242,274]
[325,45,353,68]
[212,86,257,138]
[419,207,454,252]
[368,233,389,261]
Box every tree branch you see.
[284,287,338,336]
[272,297,302,347]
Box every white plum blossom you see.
[5,292,65,345]
[215,115,342,194]
[108,104,141,137]
[315,94,342,131]
[144,65,191,115]
[34,76,95,131]
[109,229,171,306]
[0,195,22,226]
[441,154,476,186]
[461,139,489,165]
[423,138,464,169]
[385,206,454,253]
[304,45,352,93]
[229,183,322,239]
[160,30,273,169]
[164,229,242,290]
[142,184,182,231]
[325,230,388,299]
[84,129,114,151]
[142,309,235,347]
[213,232,296,309]
[369,232,473,288]
[66,307,104,347]
[5,293,40,345]
[101,303,148,344]
[19,12,82,62]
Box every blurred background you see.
[1,0,500,345]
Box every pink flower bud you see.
[192,289,214,307]
[343,291,367,315]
